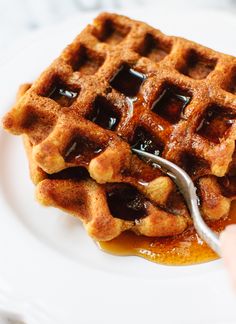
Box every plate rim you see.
[0,7,236,324]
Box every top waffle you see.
[2,12,236,227]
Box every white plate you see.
[0,7,236,324]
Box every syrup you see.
[152,86,191,124]
[131,127,163,156]
[217,176,236,198]
[48,167,89,180]
[197,105,236,143]
[88,97,119,130]
[64,137,103,166]
[48,84,78,107]
[99,201,236,266]
[107,184,147,221]
[181,153,210,179]
[228,149,236,176]
[110,65,145,98]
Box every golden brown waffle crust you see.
[2,12,236,240]
[3,12,236,176]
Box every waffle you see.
[2,13,236,240]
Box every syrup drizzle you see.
[217,176,236,198]
[180,152,210,179]
[107,184,147,221]
[48,167,89,180]
[88,97,119,130]
[99,201,236,266]
[48,84,78,107]
[152,86,191,124]
[64,137,103,166]
[104,77,234,266]
[197,105,236,143]
[110,65,146,98]
[131,127,163,156]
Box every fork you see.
[132,148,221,256]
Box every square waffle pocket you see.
[2,13,236,240]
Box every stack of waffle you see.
[2,13,236,241]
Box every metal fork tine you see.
[132,148,221,256]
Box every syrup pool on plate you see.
[98,201,236,266]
